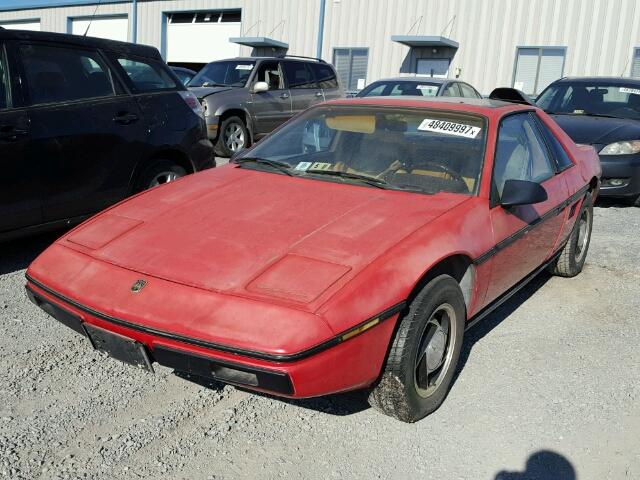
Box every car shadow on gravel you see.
[454,271,552,386]
[1,232,61,276]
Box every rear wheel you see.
[134,159,187,193]
[215,116,249,157]
[547,195,593,277]
[368,275,465,423]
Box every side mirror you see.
[500,179,548,207]
[252,81,269,93]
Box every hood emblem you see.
[131,279,147,293]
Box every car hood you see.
[549,113,640,146]
[188,86,233,99]
[59,166,469,309]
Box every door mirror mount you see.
[252,81,269,94]
[500,179,548,208]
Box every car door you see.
[483,112,569,304]
[18,41,147,222]
[0,39,41,233]
[249,60,291,135]
[282,60,324,116]
[310,62,342,100]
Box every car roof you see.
[553,76,640,85]
[205,56,323,63]
[324,96,533,115]
[368,77,450,85]
[0,28,160,59]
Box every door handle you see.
[0,125,28,141]
[114,112,139,125]
[279,93,290,99]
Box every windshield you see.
[537,82,640,120]
[358,81,441,98]
[239,106,487,195]
[188,61,255,87]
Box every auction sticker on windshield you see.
[418,119,481,138]
[235,64,254,70]
[620,87,640,96]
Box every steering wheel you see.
[389,161,469,191]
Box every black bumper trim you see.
[25,276,406,363]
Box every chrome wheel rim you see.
[224,123,245,152]
[575,208,590,263]
[414,303,457,398]
[149,171,180,187]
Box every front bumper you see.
[205,115,220,141]
[598,152,640,199]
[25,280,400,398]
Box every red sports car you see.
[26,93,601,422]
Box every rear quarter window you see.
[116,56,179,92]
[533,113,574,171]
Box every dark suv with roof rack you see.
[0,28,213,241]
[188,56,342,157]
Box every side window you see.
[310,63,338,89]
[493,113,555,197]
[253,61,283,90]
[283,61,317,89]
[460,83,481,98]
[20,43,114,105]
[442,83,461,97]
[116,57,179,92]
[0,45,10,109]
[532,113,574,170]
[361,83,386,97]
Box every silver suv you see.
[189,56,343,157]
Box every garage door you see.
[0,20,41,31]
[166,10,241,64]
[70,16,128,42]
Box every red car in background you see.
[26,93,601,422]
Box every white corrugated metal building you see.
[1,0,640,95]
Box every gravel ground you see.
[1,201,639,480]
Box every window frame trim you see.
[511,46,567,96]
[0,42,12,110]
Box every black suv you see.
[0,29,213,240]
[188,56,342,157]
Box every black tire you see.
[215,116,249,157]
[368,275,466,423]
[134,159,187,193]
[547,194,593,277]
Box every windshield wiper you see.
[546,111,620,119]
[304,169,390,189]
[233,157,294,176]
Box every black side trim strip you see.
[25,275,405,363]
[465,247,563,331]
[474,185,589,265]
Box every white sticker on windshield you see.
[418,119,482,138]
[235,64,254,71]
[620,87,640,96]
[294,162,312,171]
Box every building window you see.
[631,48,640,78]
[513,47,566,96]
[416,58,450,78]
[333,48,368,92]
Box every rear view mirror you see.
[252,81,269,93]
[500,179,548,207]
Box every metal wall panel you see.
[1,0,639,94]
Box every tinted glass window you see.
[359,81,439,97]
[246,106,487,195]
[442,83,461,97]
[189,60,254,87]
[283,61,317,89]
[532,113,573,170]
[21,44,114,105]
[0,45,9,109]
[311,63,338,89]
[493,114,555,196]
[117,57,178,92]
[460,83,480,98]
[254,61,283,90]
[537,81,640,121]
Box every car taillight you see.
[178,91,205,118]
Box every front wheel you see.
[368,275,466,423]
[134,160,187,193]
[547,194,593,277]
[215,116,249,157]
